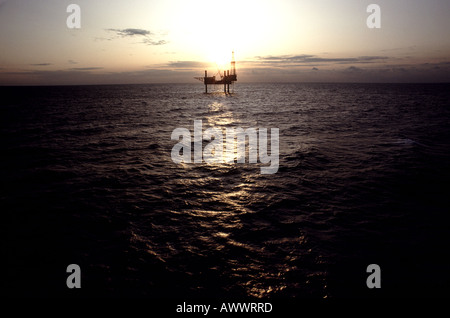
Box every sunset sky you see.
[1,0,450,85]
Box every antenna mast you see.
[231,51,236,76]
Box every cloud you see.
[345,66,363,72]
[312,67,319,71]
[142,38,167,46]
[107,28,151,37]
[252,54,389,66]
[105,28,167,46]
[30,63,52,66]
[69,67,104,71]
[166,61,209,69]
[381,46,417,52]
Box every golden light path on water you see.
[174,100,291,297]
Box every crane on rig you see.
[195,51,237,94]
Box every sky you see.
[1,0,450,85]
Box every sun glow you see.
[207,50,234,74]
[168,0,278,64]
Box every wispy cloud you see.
[69,67,103,71]
[344,66,363,73]
[107,28,151,37]
[105,28,167,46]
[142,38,167,46]
[30,63,52,66]
[166,61,209,69]
[251,54,390,66]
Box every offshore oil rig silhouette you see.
[195,51,237,94]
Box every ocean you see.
[2,83,450,298]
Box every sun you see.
[207,49,234,73]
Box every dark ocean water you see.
[2,83,450,298]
